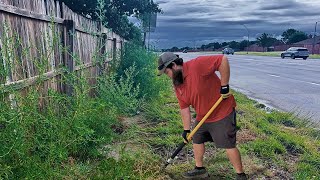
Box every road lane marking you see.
[269,74,280,78]
[267,74,320,86]
[307,82,320,86]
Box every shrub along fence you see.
[0,0,125,105]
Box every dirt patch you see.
[236,109,245,116]
[104,142,150,161]
[266,164,294,180]
[237,128,257,143]
[242,155,295,180]
[118,113,155,128]
[242,149,298,179]
[114,114,146,135]
[105,114,152,160]
[111,123,124,134]
[283,154,300,172]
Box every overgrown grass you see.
[0,85,122,179]
[236,51,320,59]
[115,88,319,179]
[0,18,166,179]
[234,92,320,178]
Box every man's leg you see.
[182,123,210,178]
[182,143,209,179]
[226,147,244,173]
[193,143,205,167]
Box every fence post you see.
[112,38,117,61]
[98,33,107,75]
[120,40,124,60]
[63,20,75,96]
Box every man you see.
[157,52,247,179]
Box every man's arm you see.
[180,107,191,130]
[218,55,230,86]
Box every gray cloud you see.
[258,0,301,10]
[150,0,320,49]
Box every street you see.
[177,52,320,124]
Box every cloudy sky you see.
[146,0,320,49]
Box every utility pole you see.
[243,24,249,54]
[312,21,318,55]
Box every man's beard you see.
[172,69,184,86]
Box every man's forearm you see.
[218,56,230,86]
[180,107,191,130]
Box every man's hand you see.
[220,84,231,99]
[182,130,191,143]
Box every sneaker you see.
[182,167,209,179]
[236,173,248,180]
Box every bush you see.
[112,42,168,100]
[0,86,119,179]
[98,65,141,115]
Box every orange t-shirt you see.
[174,55,236,123]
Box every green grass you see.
[113,89,319,179]
[75,86,317,179]
[235,51,320,59]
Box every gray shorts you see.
[192,110,237,149]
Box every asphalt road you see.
[177,52,320,124]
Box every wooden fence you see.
[0,0,125,103]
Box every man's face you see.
[164,65,184,86]
[164,68,173,78]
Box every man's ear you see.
[172,62,177,69]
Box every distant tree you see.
[203,43,212,50]
[239,40,249,51]
[282,29,298,44]
[198,42,222,51]
[221,42,228,47]
[201,44,206,51]
[229,41,240,50]
[170,47,179,52]
[281,29,308,44]
[213,42,221,50]
[288,32,308,44]
[205,43,213,48]
[257,33,277,51]
[181,46,192,50]
[250,41,257,45]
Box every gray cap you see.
[157,52,179,76]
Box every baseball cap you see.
[157,52,179,76]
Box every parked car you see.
[281,47,309,60]
[222,48,234,55]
